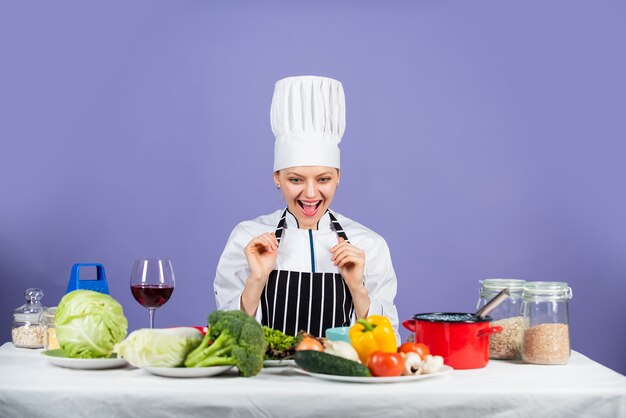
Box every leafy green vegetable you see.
[184,310,266,377]
[55,290,128,358]
[263,326,297,360]
[114,328,203,367]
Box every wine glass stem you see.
[149,308,155,329]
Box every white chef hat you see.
[270,76,346,171]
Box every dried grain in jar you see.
[521,282,572,365]
[12,288,47,349]
[12,324,46,348]
[490,316,524,360]
[522,323,570,364]
[476,279,525,359]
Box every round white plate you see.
[264,359,296,367]
[142,365,233,378]
[293,365,452,383]
[42,349,128,370]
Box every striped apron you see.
[260,209,355,337]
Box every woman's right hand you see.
[244,232,279,284]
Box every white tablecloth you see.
[0,343,625,418]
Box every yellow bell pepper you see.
[349,315,397,364]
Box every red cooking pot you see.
[403,313,503,370]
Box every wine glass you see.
[130,258,175,328]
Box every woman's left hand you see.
[330,237,365,289]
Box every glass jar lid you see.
[14,288,46,323]
[522,281,573,300]
[480,278,526,291]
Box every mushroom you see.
[401,352,423,376]
[421,355,444,374]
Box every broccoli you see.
[184,310,267,377]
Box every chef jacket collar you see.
[284,208,333,231]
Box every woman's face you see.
[274,166,340,230]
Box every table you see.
[0,343,625,418]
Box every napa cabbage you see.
[114,328,204,367]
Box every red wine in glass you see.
[130,259,175,328]
[130,284,174,308]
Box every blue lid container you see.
[66,263,110,294]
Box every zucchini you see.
[295,350,371,377]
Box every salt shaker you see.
[477,278,525,360]
[521,281,572,365]
[12,288,47,349]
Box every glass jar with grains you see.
[12,288,47,349]
[521,281,572,365]
[477,278,526,360]
[40,307,59,350]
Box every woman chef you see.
[213,75,400,343]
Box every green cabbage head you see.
[114,328,204,367]
[55,290,128,358]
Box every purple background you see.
[1,1,625,374]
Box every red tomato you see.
[367,351,405,377]
[398,342,430,359]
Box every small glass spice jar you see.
[40,307,59,350]
[12,288,47,349]
[521,281,573,365]
[476,278,526,360]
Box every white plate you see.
[293,365,453,383]
[142,365,233,378]
[264,359,296,367]
[42,349,128,370]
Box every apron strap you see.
[328,211,349,243]
[275,209,287,244]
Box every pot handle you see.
[477,325,503,338]
[402,319,417,333]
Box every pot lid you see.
[412,312,492,323]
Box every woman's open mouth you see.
[298,200,322,217]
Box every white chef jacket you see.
[213,209,400,344]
